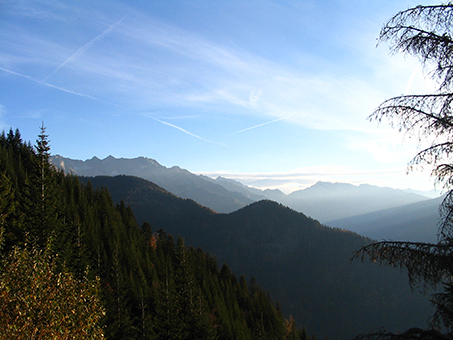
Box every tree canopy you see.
[0,127,309,339]
[353,3,453,339]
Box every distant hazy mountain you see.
[52,156,432,222]
[282,181,430,222]
[328,195,445,243]
[83,174,433,340]
[51,155,254,213]
[403,187,443,199]
[213,176,286,201]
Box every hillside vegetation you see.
[0,128,309,340]
[86,174,434,340]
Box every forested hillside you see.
[86,174,434,340]
[0,128,309,339]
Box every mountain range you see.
[51,154,444,338]
[51,154,444,243]
[51,155,432,221]
[51,155,259,213]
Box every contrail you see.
[0,66,121,106]
[152,117,213,143]
[43,14,127,82]
[0,66,39,83]
[233,115,292,134]
[44,82,110,102]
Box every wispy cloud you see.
[233,115,292,134]
[0,0,430,135]
[248,89,262,107]
[0,2,396,133]
[199,165,398,181]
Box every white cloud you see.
[0,67,109,104]
[0,1,393,133]
[248,89,262,107]
[347,128,419,163]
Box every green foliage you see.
[0,127,306,339]
[0,168,15,251]
[85,172,433,339]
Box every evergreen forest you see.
[0,128,311,340]
[84,172,432,340]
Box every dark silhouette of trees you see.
[353,3,453,339]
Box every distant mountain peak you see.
[50,155,255,213]
[263,188,284,194]
[215,176,242,184]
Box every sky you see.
[0,0,443,194]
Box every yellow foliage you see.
[0,245,105,339]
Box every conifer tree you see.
[0,126,311,340]
[301,326,309,340]
[0,168,15,251]
[154,267,180,340]
[23,123,60,245]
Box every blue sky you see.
[0,0,440,193]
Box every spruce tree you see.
[23,123,60,246]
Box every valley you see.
[52,154,440,340]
